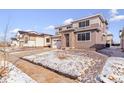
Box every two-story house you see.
[55,14,108,50]
[106,32,113,46]
[11,31,53,47]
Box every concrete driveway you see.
[98,46,124,57]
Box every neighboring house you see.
[11,31,53,47]
[55,14,108,50]
[42,33,53,47]
[106,33,113,46]
[11,38,19,47]
[120,28,124,50]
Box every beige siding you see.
[75,31,96,49]
[59,15,107,50]
[90,17,101,25]
[44,36,52,46]
[36,37,44,47]
[23,41,36,47]
[95,31,106,44]
[72,17,102,28]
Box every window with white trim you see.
[77,32,90,41]
[46,38,50,43]
[79,20,90,28]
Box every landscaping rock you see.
[23,50,107,82]
[99,57,124,83]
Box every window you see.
[86,32,90,40]
[79,21,85,27]
[78,34,82,41]
[77,32,90,41]
[66,25,72,29]
[79,20,90,27]
[86,20,89,26]
[46,38,50,43]
[82,33,85,40]
[25,37,28,43]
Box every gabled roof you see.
[11,38,17,40]
[18,31,38,34]
[18,31,28,34]
[18,31,41,37]
[17,31,53,37]
[55,14,108,29]
[51,35,61,38]
[40,33,53,36]
[72,14,107,24]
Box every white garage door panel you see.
[36,38,44,47]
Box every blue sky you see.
[0,9,124,43]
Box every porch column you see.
[61,33,66,48]
[70,32,75,48]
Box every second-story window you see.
[86,20,89,26]
[66,25,72,29]
[79,20,89,28]
[79,21,85,27]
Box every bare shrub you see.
[0,18,10,79]
[0,66,9,78]
[57,51,67,60]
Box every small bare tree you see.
[0,19,10,78]
[0,18,22,81]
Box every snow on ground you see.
[0,47,35,53]
[0,61,36,83]
[98,57,124,83]
[98,46,124,57]
[23,50,99,80]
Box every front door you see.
[65,34,70,47]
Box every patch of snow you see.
[0,61,36,83]
[23,50,96,79]
[99,57,124,83]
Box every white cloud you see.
[107,31,113,35]
[25,29,34,31]
[63,18,73,25]
[109,9,124,21]
[43,25,55,35]
[111,9,118,17]
[45,25,55,30]
[113,39,120,44]
[10,28,22,33]
[110,15,124,21]
[10,28,35,34]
